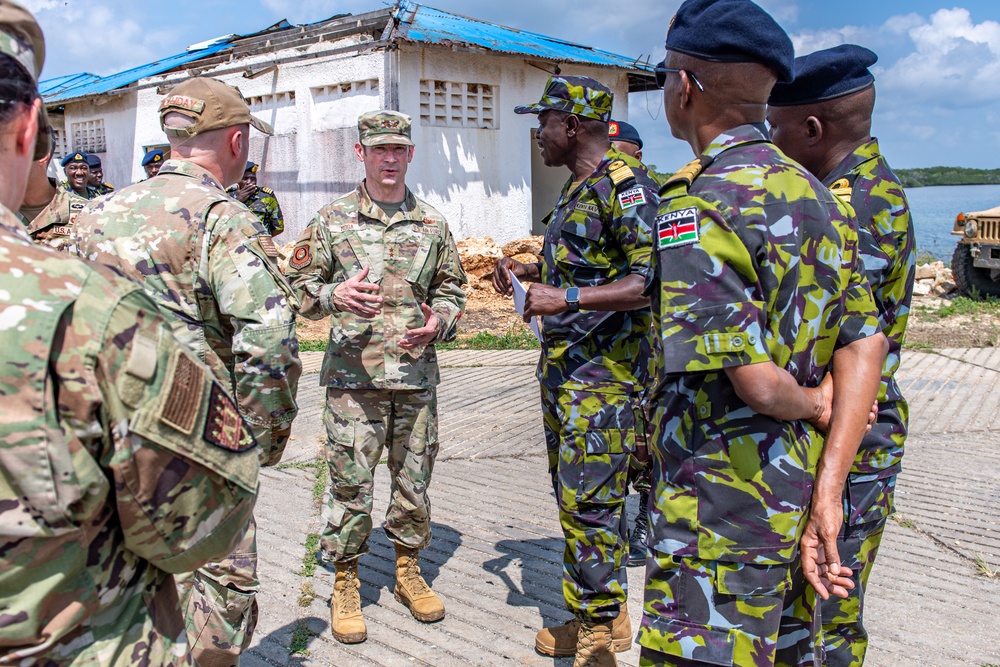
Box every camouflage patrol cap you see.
[160,77,273,138]
[0,1,44,82]
[514,76,613,123]
[358,110,413,147]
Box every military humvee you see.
[951,206,1000,297]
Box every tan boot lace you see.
[402,557,431,596]
[339,571,361,615]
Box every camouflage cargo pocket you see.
[577,428,632,506]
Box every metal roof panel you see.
[43,41,235,104]
[394,1,650,72]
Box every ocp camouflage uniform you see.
[71,158,301,666]
[637,123,881,667]
[285,182,466,562]
[538,148,658,621]
[227,184,284,237]
[777,139,915,667]
[0,204,259,666]
[17,184,88,251]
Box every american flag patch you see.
[618,187,647,210]
[656,207,700,249]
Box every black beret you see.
[85,153,101,169]
[609,120,642,149]
[141,149,164,166]
[61,151,89,167]
[769,44,878,107]
[665,0,795,83]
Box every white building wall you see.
[397,45,631,244]
[60,91,138,189]
[69,33,634,245]
[132,36,386,242]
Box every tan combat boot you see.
[535,604,632,656]
[331,560,366,644]
[574,619,618,667]
[394,545,445,622]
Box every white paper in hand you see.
[510,269,543,342]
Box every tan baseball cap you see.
[358,110,413,147]
[160,77,273,138]
[0,1,44,82]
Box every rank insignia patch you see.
[657,207,700,249]
[204,383,255,452]
[618,188,647,210]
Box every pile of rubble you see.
[913,261,957,298]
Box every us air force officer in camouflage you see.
[72,76,301,666]
[638,1,888,666]
[0,3,259,664]
[285,110,467,645]
[494,76,659,667]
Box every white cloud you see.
[880,8,1000,108]
[17,0,58,13]
[31,2,173,77]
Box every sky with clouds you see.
[21,0,1000,171]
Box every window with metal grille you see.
[246,90,296,111]
[312,79,379,103]
[70,119,105,153]
[419,80,496,129]
[51,126,68,160]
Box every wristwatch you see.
[565,286,580,312]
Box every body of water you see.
[905,183,1000,262]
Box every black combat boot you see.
[627,491,649,567]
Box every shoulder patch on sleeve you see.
[618,187,647,210]
[204,383,256,452]
[666,157,708,187]
[289,243,312,270]
[160,349,206,435]
[829,178,853,199]
[258,235,279,258]
[656,207,701,249]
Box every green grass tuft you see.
[298,533,321,578]
[438,327,541,351]
[289,619,313,656]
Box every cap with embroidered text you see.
[160,77,273,138]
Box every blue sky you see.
[22,0,1000,172]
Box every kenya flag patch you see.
[618,187,647,210]
[657,208,700,249]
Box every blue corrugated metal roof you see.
[39,4,650,106]
[38,72,101,98]
[393,1,651,72]
[42,41,235,104]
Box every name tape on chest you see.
[656,207,700,249]
[575,202,600,215]
[618,187,647,210]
